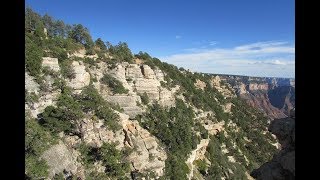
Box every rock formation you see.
[41,141,85,178]
[218,75,295,119]
[66,61,90,92]
[251,109,295,180]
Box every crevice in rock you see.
[140,65,145,77]
[123,129,132,147]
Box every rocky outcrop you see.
[78,118,124,148]
[194,79,206,90]
[210,76,235,98]
[77,112,167,177]
[25,72,40,94]
[41,141,85,179]
[42,57,60,72]
[106,95,144,119]
[91,62,177,117]
[66,61,90,91]
[122,118,167,177]
[251,110,295,180]
[27,91,61,118]
[186,139,210,180]
[158,86,179,107]
[248,83,269,91]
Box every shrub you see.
[84,57,95,67]
[25,117,56,179]
[108,42,133,63]
[80,142,130,178]
[100,74,128,94]
[139,92,149,105]
[25,91,39,104]
[26,37,43,77]
[195,159,207,176]
[78,85,122,131]
[25,155,49,179]
[38,106,74,134]
[60,60,75,79]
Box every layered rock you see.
[158,86,179,107]
[42,57,60,72]
[106,95,144,119]
[251,110,295,179]
[248,83,269,91]
[219,75,295,119]
[78,118,124,148]
[241,92,287,119]
[66,61,90,91]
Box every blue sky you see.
[26,0,295,78]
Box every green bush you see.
[25,154,49,179]
[26,37,43,77]
[78,85,121,131]
[139,92,149,105]
[60,60,75,79]
[195,159,207,176]
[39,89,83,134]
[80,142,130,178]
[100,74,128,94]
[84,57,95,67]
[108,42,133,63]
[25,91,39,104]
[25,117,56,179]
[39,106,75,134]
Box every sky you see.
[26,0,295,78]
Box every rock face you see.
[66,61,90,91]
[77,112,167,177]
[106,95,144,119]
[241,92,287,119]
[219,75,295,119]
[41,141,84,178]
[194,79,206,90]
[89,62,177,118]
[122,118,167,177]
[42,57,60,72]
[25,72,40,94]
[251,110,295,180]
[210,76,235,98]
[248,83,269,91]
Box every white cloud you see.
[209,41,218,46]
[159,41,295,78]
[175,35,181,39]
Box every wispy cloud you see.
[209,41,218,46]
[175,35,182,39]
[159,41,295,78]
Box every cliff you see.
[25,9,292,180]
[216,75,295,119]
[251,109,295,179]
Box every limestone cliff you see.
[216,75,295,119]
